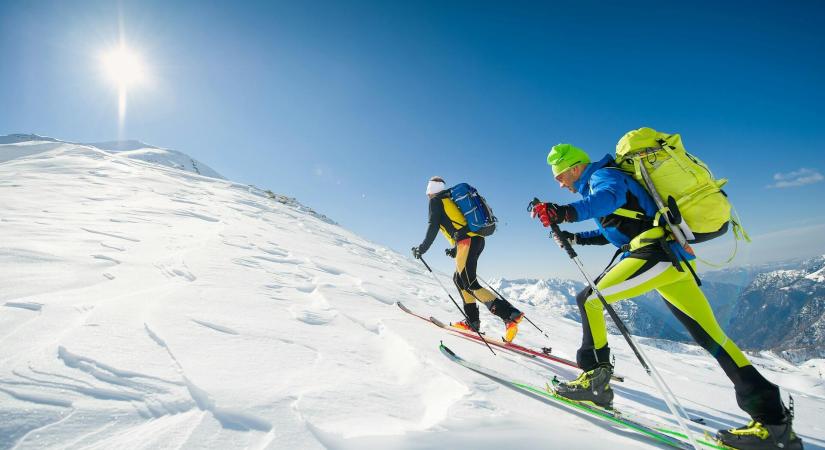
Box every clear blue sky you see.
[2,0,824,280]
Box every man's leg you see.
[558,257,679,407]
[657,262,801,449]
[459,237,497,302]
[656,268,784,424]
[463,237,524,341]
[452,239,480,329]
[575,257,676,370]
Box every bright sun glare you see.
[103,46,143,87]
[101,45,144,88]
[100,43,147,136]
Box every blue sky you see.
[2,0,824,280]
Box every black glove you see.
[553,230,577,248]
[411,246,422,259]
[445,247,457,258]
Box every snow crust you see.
[2,139,825,449]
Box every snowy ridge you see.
[0,134,223,179]
[748,269,808,290]
[1,137,825,449]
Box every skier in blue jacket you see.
[530,143,801,450]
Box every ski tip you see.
[430,317,447,328]
[440,343,457,357]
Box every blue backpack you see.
[449,183,497,237]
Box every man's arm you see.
[417,197,443,254]
[576,229,610,245]
[569,169,627,222]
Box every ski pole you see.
[540,216,700,450]
[478,276,552,340]
[418,256,496,355]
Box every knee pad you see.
[453,272,466,290]
[576,287,593,307]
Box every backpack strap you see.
[601,167,654,223]
[612,207,649,221]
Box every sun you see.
[100,45,145,88]
[99,43,147,136]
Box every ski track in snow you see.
[2,139,824,450]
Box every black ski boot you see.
[488,298,523,342]
[452,302,481,332]
[716,405,803,450]
[555,363,615,409]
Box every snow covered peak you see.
[83,139,159,151]
[744,255,825,291]
[806,267,825,283]
[0,133,62,144]
[0,133,224,179]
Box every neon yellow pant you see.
[575,256,783,423]
[581,258,749,368]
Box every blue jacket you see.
[569,154,693,261]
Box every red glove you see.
[531,202,576,227]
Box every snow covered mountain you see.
[725,255,825,363]
[2,136,824,449]
[0,134,223,179]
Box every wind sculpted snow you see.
[1,138,825,449]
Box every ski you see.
[397,301,625,382]
[439,342,726,450]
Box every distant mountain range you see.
[490,254,825,363]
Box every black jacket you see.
[418,191,463,253]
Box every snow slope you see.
[1,139,825,449]
[0,134,223,179]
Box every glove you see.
[445,247,457,258]
[553,230,577,248]
[530,202,576,227]
[411,246,422,259]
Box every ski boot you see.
[716,404,803,450]
[451,320,481,333]
[503,311,524,343]
[555,363,615,409]
[488,299,523,343]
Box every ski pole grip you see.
[551,223,578,259]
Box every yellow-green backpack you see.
[615,127,749,256]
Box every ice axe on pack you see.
[527,197,702,450]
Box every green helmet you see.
[547,143,590,176]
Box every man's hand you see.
[553,230,577,248]
[530,202,576,227]
[411,246,422,259]
[445,247,457,258]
